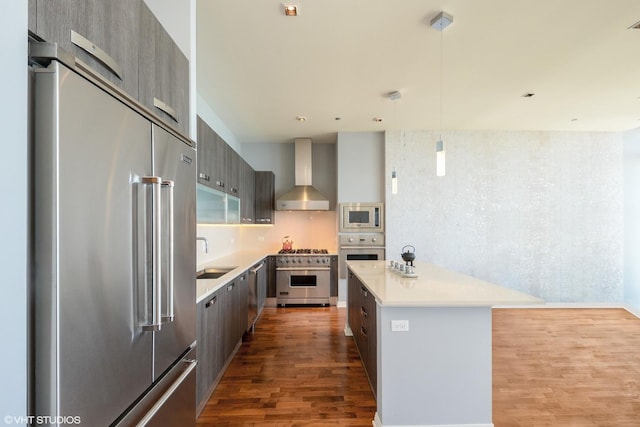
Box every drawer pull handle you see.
[205,295,217,308]
[153,97,178,123]
[71,30,123,80]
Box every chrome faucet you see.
[196,236,209,253]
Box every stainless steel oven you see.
[338,234,385,279]
[276,250,331,305]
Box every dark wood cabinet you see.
[196,274,251,414]
[330,255,338,299]
[196,289,223,409]
[227,147,241,198]
[254,171,276,224]
[35,0,140,97]
[211,134,229,193]
[197,116,215,187]
[347,269,377,397]
[266,256,277,298]
[138,2,190,136]
[32,0,189,137]
[240,158,255,224]
[28,0,36,33]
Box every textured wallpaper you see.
[385,130,623,303]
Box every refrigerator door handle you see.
[161,179,175,322]
[134,358,197,426]
[142,176,163,332]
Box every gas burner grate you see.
[277,248,329,255]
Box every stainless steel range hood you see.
[276,138,329,211]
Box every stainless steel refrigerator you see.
[31,56,196,426]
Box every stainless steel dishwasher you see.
[248,261,266,332]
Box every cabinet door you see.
[330,256,338,298]
[197,116,214,186]
[256,262,267,316]
[196,291,222,407]
[255,171,276,224]
[211,134,228,193]
[347,271,362,346]
[139,3,189,136]
[266,256,277,298]
[236,273,249,340]
[240,158,255,223]
[227,149,241,198]
[364,292,377,397]
[28,0,37,33]
[36,0,139,97]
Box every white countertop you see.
[196,250,270,303]
[346,260,544,307]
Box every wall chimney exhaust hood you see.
[276,138,330,211]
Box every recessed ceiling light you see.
[283,4,299,16]
[521,92,535,98]
[629,20,640,29]
[570,118,578,122]
[334,117,342,121]
[296,116,306,122]
[373,117,384,123]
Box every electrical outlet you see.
[391,320,409,332]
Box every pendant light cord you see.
[439,23,443,142]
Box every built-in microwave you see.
[339,202,384,233]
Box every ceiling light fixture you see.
[283,4,299,16]
[373,117,384,122]
[296,116,306,122]
[521,92,535,98]
[431,11,453,177]
[629,20,640,29]
[388,90,402,195]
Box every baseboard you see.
[372,413,493,427]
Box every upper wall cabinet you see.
[240,158,255,224]
[139,3,190,136]
[34,0,140,97]
[28,0,36,33]
[255,171,276,225]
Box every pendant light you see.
[431,12,453,177]
[389,90,401,194]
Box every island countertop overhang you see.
[346,260,544,307]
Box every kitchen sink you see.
[196,266,237,280]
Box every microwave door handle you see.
[374,207,379,227]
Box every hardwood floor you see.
[197,306,640,426]
[196,306,376,426]
[493,308,640,426]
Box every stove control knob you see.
[348,237,354,242]
[372,237,377,243]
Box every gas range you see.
[275,248,332,305]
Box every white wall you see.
[337,132,384,202]
[386,130,624,303]
[624,128,640,311]
[1,1,28,419]
[197,95,241,151]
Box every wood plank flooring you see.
[196,306,376,426]
[493,308,640,427]
[197,306,640,426]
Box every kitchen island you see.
[345,260,543,427]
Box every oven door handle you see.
[340,246,385,249]
[276,267,331,272]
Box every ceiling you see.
[196,0,640,144]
